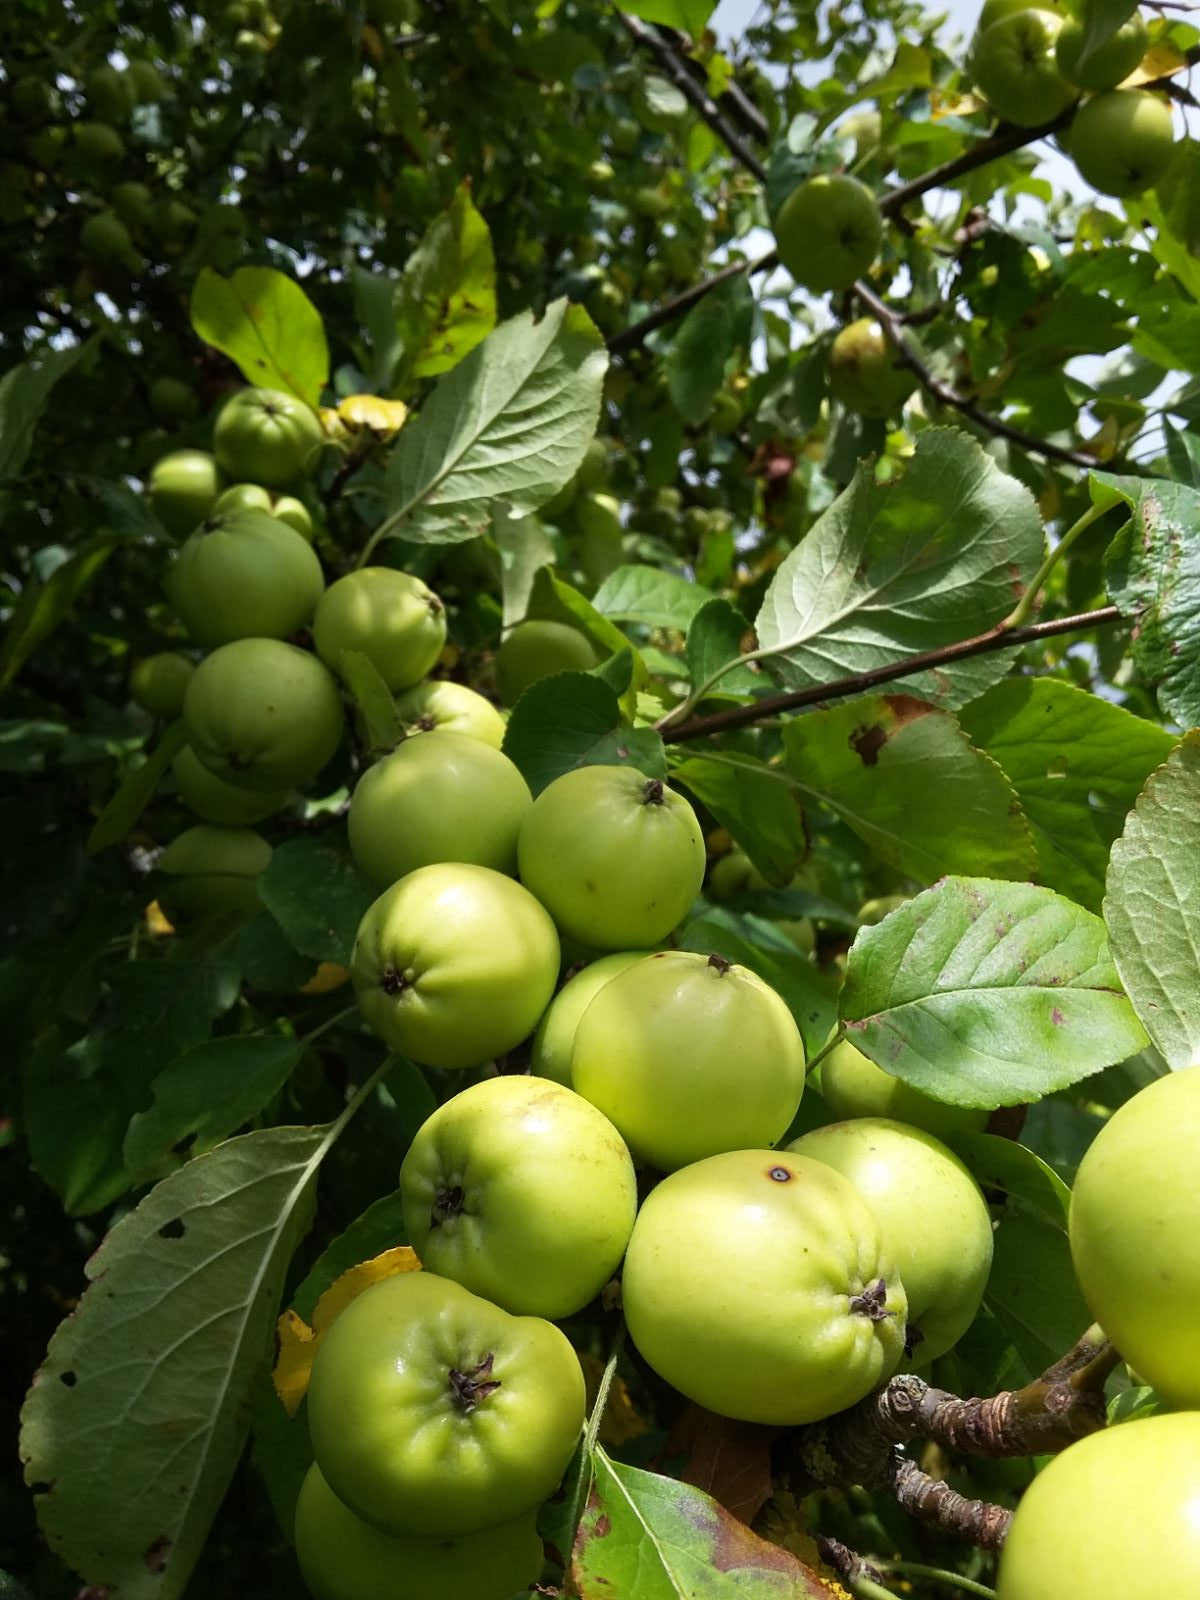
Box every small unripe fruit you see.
[313,568,447,691]
[774,174,883,293]
[148,450,221,537]
[157,824,271,922]
[165,510,325,647]
[1068,89,1175,196]
[494,620,598,706]
[394,680,506,748]
[172,745,289,825]
[129,651,194,717]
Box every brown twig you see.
[617,12,768,182]
[851,279,1094,469]
[888,1457,1013,1550]
[607,253,776,354]
[660,605,1122,743]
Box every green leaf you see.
[493,506,556,630]
[665,276,753,427]
[672,752,807,886]
[985,1213,1092,1378]
[19,1124,328,1600]
[189,267,329,405]
[679,908,838,1054]
[949,1130,1071,1231]
[781,695,1037,885]
[502,671,667,795]
[572,1448,834,1599]
[755,428,1044,710]
[0,342,90,502]
[619,0,717,29]
[381,299,608,545]
[840,876,1150,1108]
[1103,473,1200,729]
[123,1034,307,1175]
[592,564,711,631]
[958,678,1174,914]
[395,181,497,381]
[338,650,403,753]
[86,720,190,855]
[257,836,377,966]
[1,535,122,693]
[1104,732,1200,1068]
[526,566,643,680]
[1155,139,1200,260]
[236,912,319,994]
[684,597,761,697]
[1070,0,1138,73]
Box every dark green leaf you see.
[2,536,123,693]
[257,836,377,966]
[672,752,807,886]
[86,721,190,855]
[502,671,666,795]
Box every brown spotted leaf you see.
[782,694,1036,886]
[572,1447,837,1598]
[840,876,1149,1108]
[664,1405,782,1525]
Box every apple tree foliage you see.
[3,0,1200,1595]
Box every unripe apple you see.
[575,438,612,491]
[1068,89,1175,196]
[183,638,345,791]
[126,59,168,104]
[213,483,272,515]
[348,732,532,888]
[1069,1065,1200,1408]
[517,765,706,950]
[790,1118,993,1362]
[1055,9,1147,89]
[156,823,271,922]
[774,174,883,293]
[819,1037,989,1137]
[129,651,194,717]
[148,450,221,537]
[313,568,446,691]
[153,197,197,245]
[172,744,289,825]
[165,510,325,647]
[530,951,647,1086]
[572,950,807,1170]
[80,212,142,274]
[10,76,57,126]
[400,1075,637,1318]
[294,1463,543,1600]
[148,377,200,426]
[213,386,325,486]
[111,181,156,232]
[85,64,134,123]
[996,1413,1200,1599]
[828,318,917,418]
[977,0,1064,26]
[493,620,599,706]
[351,863,560,1069]
[971,9,1079,126]
[393,680,506,748]
[72,122,126,171]
[622,1148,908,1423]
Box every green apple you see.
[858,893,910,925]
[789,1118,993,1362]
[621,1148,908,1423]
[10,76,57,126]
[393,680,506,748]
[307,1272,585,1538]
[148,377,200,426]
[294,1464,543,1600]
[971,10,1079,126]
[172,744,289,825]
[156,824,271,922]
[348,732,532,888]
[1055,10,1147,89]
[165,510,324,647]
[183,638,345,791]
[494,621,599,706]
[977,0,1064,26]
[148,450,221,538]
[71,122,126,171]
[517,765,705,950]
[400,1075,637,1319]
[1069,1066,1200,1408]
[126,59,168,104]
[212,482,272,515]
[86,64,134,123]
[819,1038,989,1137]
[313,568,447,691]
[111,181,156,232]
[572,950,807,1171]
[212,386,325,486]
[575,437,611,491]
[773,174,883,294]
[707,850,771,900]
[80,212,141,274]
[996,1413,1200,1599]
[129,651,194,717]
[351,863,560,1069]
[828,318,917,418]
[1068,89,1175,196]
[531,951,647,1086]
[153,197,197,245]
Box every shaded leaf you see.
[339,650,403,752]
[663,1406,780,1525]
[257,836,377,966]
[949,1130,1071,1231]
[672,752,807,886]
[958,678,1173,913]
[986,1214,1092,1377]
[189,267,329,405]
[0,342,90,500]
[840,876,1149,1108]
[755,429,1044,710]
[1103,732,1200,1067]
[2,536,123,693]
[782,695,1037,885]
[87,720,190,855]
[685,597,761,697]
[502,672,666,795]
[665,276,753,427]
[20,1125,329,1600]
[492,506,556,630]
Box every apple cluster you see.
[968,0,1176,197]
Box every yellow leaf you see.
[144,899,174,937]
[578,1351,653,1447]
[272,1247,422,1416]
[1126,43,1188,85]
[337,393,410,435]
[297,961,350,996]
